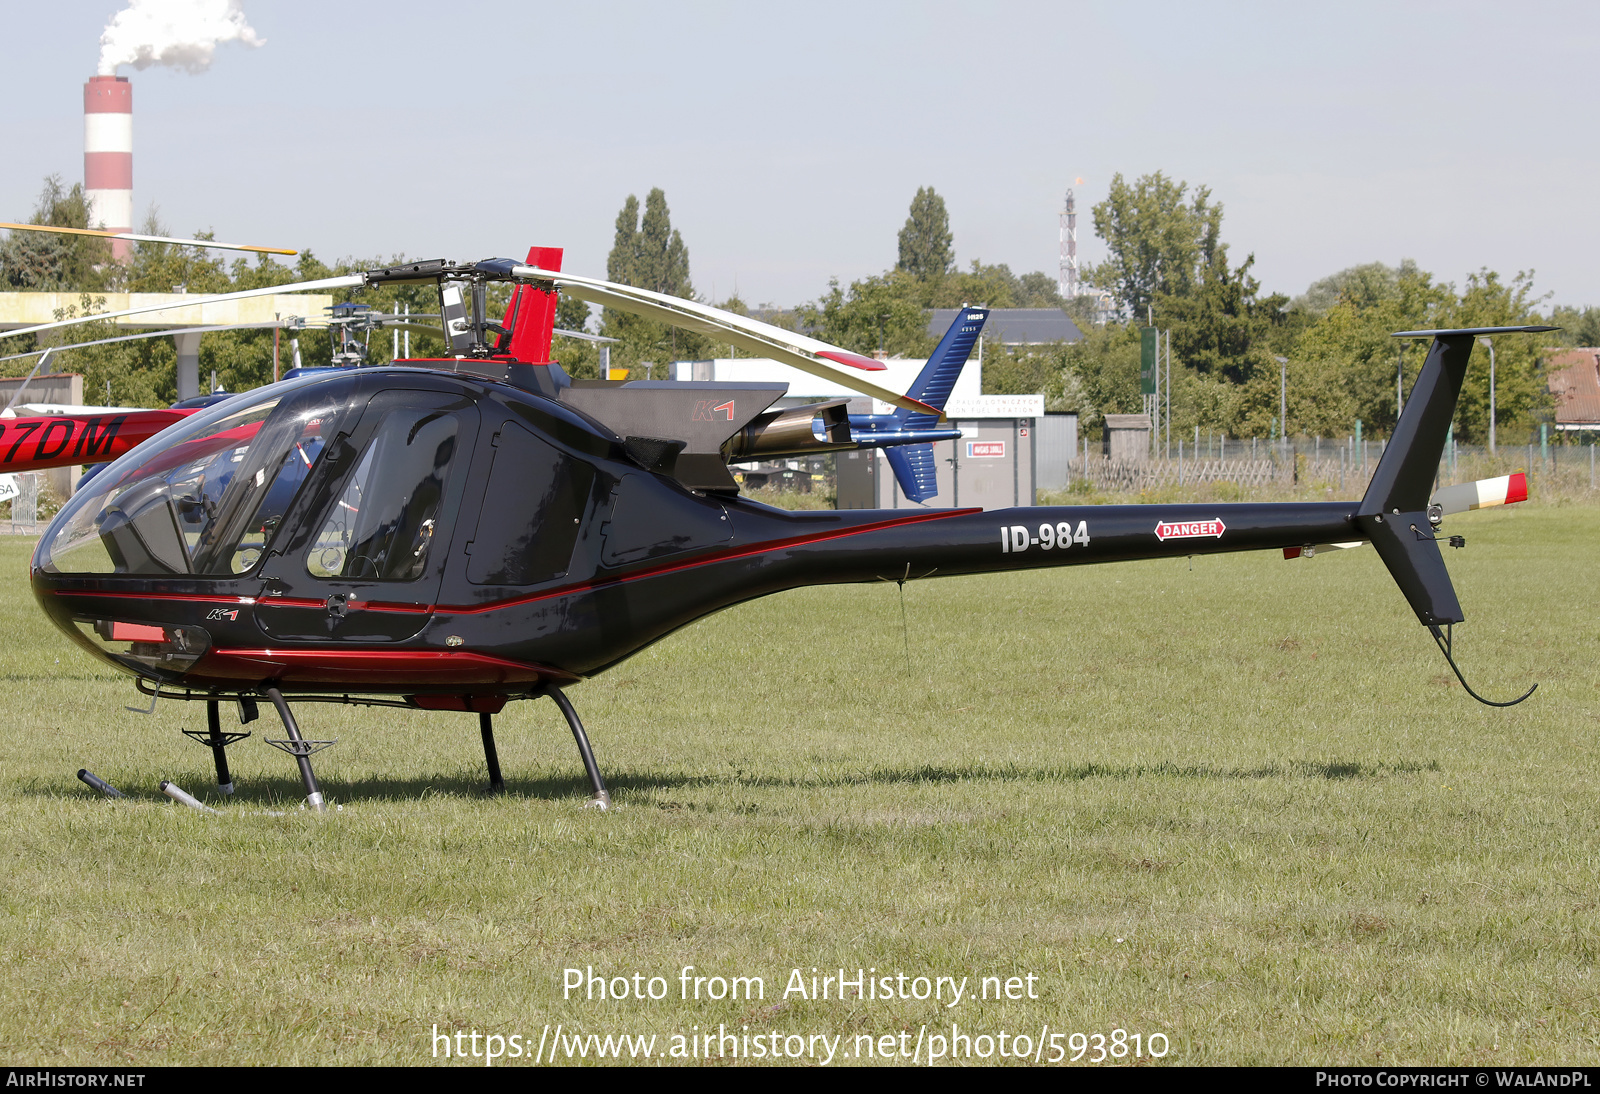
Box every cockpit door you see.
[254,389,478,644]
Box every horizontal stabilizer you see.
[1390,325,1560,338]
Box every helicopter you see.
[0,242,1552,813]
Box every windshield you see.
[38,374,362,577]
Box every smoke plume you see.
[98,0,264,76]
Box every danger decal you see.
[1154,518,1226,541]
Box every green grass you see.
[1,503,1597,1066]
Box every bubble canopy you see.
[36,374,363,578]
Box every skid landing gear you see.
[544,685,610,810]
[263,688,336,812]
[479,711,505,794]
[180,699,253,795]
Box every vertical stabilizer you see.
[1357,325,1555,626]
[894,306,987,422]
[884,307,988,502]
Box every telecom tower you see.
[1058,188,1078,300]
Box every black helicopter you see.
[2,244,1550,812]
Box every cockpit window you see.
[218,411,335,574]
[306,407,462,582]
[37,375,358,577]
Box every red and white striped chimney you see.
[84,75,132,261]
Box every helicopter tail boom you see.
[0,409,188,473]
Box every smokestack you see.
[84,74,132,261]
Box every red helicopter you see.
[0,243,1550,812]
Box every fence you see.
[1058,436,1600,499]
[0,472,42,535]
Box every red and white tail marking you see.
[1284,473,1529,560]
[1429,471,1529,516]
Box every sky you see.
[4,1,1598,313]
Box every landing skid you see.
[136,680,610,810]
[479,711,505,794]
[263,687,335,812]
[544,684,610,810]
[179,700,253,795]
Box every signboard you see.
[967,441,1006,458]
[1140,327,1158,395]
[940,394,1046,418]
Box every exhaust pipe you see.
[726,400,854,460]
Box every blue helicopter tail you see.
[894,307,987,425]
[884,444,939,502]
[886,306,988,502]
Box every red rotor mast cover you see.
[503,246,563,364]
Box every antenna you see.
[1058,188,1079,300]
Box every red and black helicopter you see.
[0,241,1549,812]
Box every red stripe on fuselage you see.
[51,508,977,619]
[189,648,573,686]
[437,507,978,615]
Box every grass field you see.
[1,502,1597,1066]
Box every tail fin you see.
[884,307,988,502]
[1358,325,1555,628]
[895,306,988,422]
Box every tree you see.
[1055,322,1145,433]
[1157,250,1286,385]
[0,176,111,291]
[1291,260,1421,318]
[606,194,641,287]
[1547,304,1600,348]
[555,294,590,334]
[796,272,934,358]
[1014,271,1064,308]
[637,189,692,297]
[1085,171,1222,319]
[896,187,953,281]
[118,210,231,295]
[920,261,1062,309]
[605,188,693,298]
[601,188,704,370]
[1291,261,1466,439]
[1443,269,1550,444]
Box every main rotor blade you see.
[513,266,942,417]
[0,221,297,256]
[553,328,619,344]
[0,319,315,366]
[0,275,364,344]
